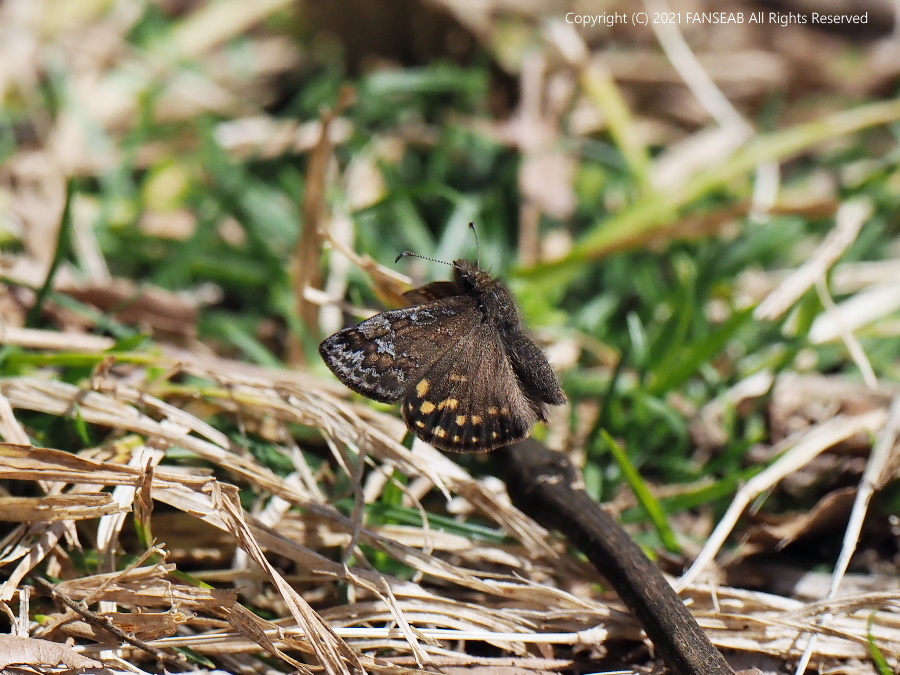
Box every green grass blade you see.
[600,430,680,553]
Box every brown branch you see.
[498,439,738,675]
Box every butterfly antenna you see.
[469,222,480,266]
[395,250,463,271]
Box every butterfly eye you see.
[459,270,479,291]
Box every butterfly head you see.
[451,259,492,290]
[452,260,519,327]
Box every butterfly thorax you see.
[452,260,519,328]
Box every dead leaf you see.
[61,611,183,642]
[744,486,857,550]
[0,634,103,668]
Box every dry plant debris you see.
[0,333,898,672]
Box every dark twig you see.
[33,577,185,666]
[498,439,737,675]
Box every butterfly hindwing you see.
[503,327,568,409]
[319,297,477,403]
[401,324,541,452]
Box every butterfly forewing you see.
[402,281,460,304]
[401,324,540,452]
[319,297,477,403]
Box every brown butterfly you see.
[319,235,566,452]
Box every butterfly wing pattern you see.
[318,297,475,404]
[319,259,566,452]
[401,320,552,451]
